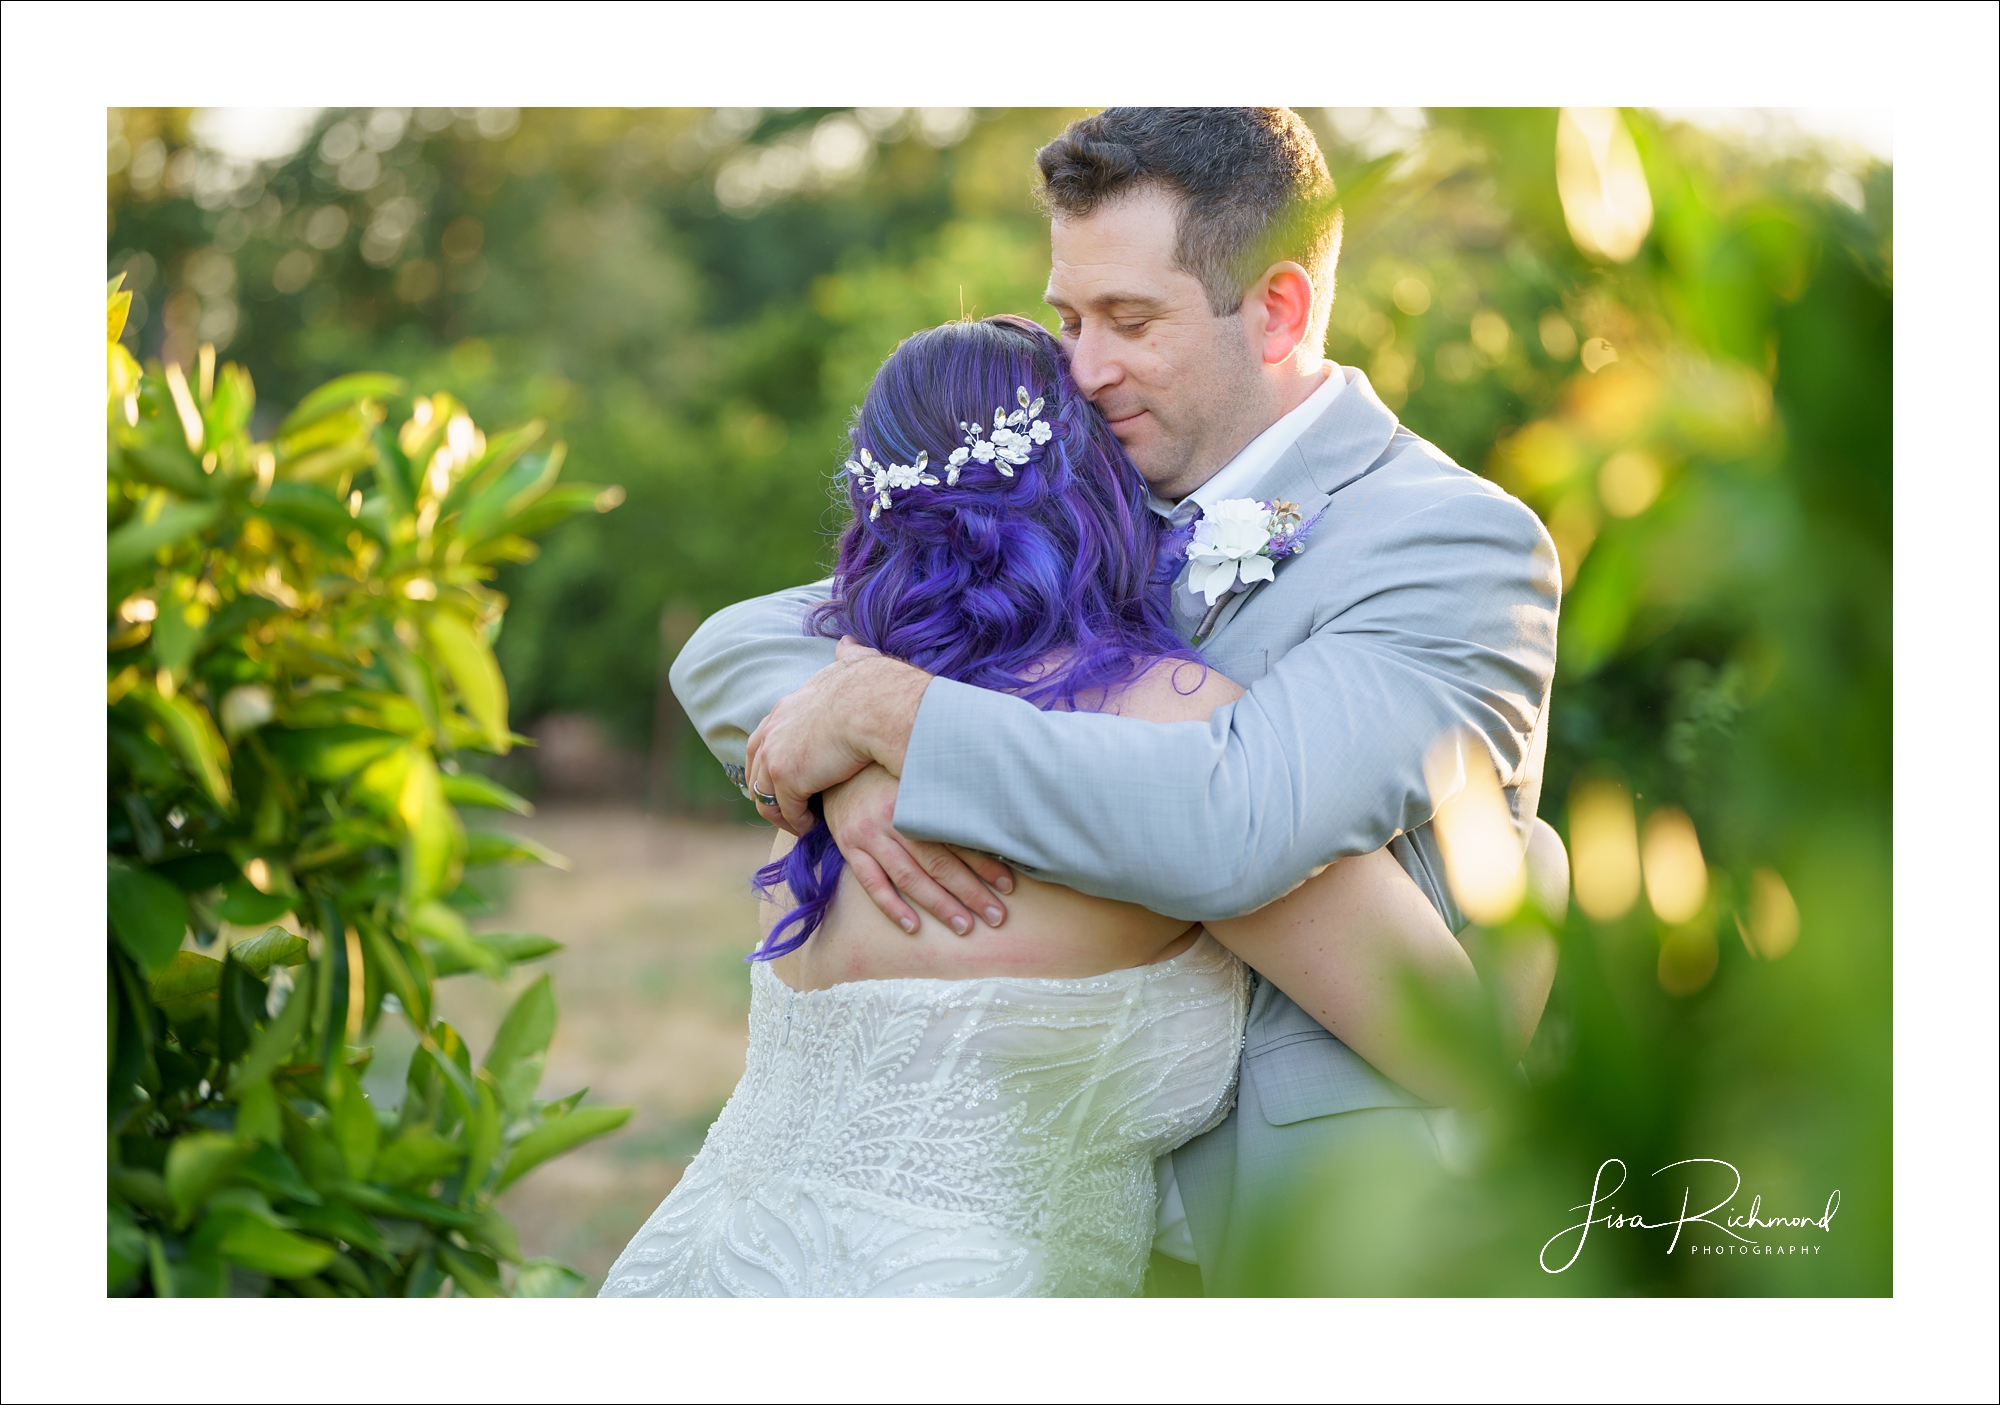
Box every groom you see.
[672,108,1559,1293]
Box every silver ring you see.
[752,786,778,806]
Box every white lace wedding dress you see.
[598,934,1246,1297]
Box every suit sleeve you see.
[667,579,837,776]
[891,488,1559,921]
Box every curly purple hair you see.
[750,315,1197,959]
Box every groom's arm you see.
[892,490,1557,918]
[752,485,1558,922]
[668,578,1015,931]
[667,580,837,787]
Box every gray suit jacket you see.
[669,368,1560,1269]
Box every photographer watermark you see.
[1541,1158,1841,1273]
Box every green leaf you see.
[204,362,255,447]
[282,1103,347,1192]
[424,612,511,754]
[322,1250,375,1294]
[482,974,556,1116]
[109,1204,147,1292]
[397,753,464,907]
[278,373,406,435]
[435,1243,504,1297]
[257,481,358,553]
[166,1132,254,1222]
[513,1258,588,1297]
[125,685,232,807]
[464,1207,523,1265]
[494,1105,632,1193]
[107,277,133,343]
[118,442,211,499]
[235,1076,283,1145]
[329,1062,381,1182]
[263,725,405,781]
[282,439,375,488]
[146,948,221,1005]
[372,1129,462,1189]
[231,961,312,1090]
[214,1214,336,1278]
[409,899,504,978]
[440,772,534,814]
[541,1087,588,1120]
[149,600,209,674]
[360,922,429,1026]
[332,1182,477,1228]
[287,1201,390,1260]
[215,879,295,926]
[426,931,562,979]
[454,449,562,543]
[110,1167,175,1217]
[488,482,605,542]
[147,1234,178,1298]
[231,926,310,976]
[460,1078,502,1207]
[106,501,219,574]
[382,642,443,743]
[109,865,190,972]
[464,830,570,869]
[235,1143,320,1206]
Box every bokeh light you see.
[1738,867,1802,960]
[1641,806,1708,925]
[1425,736,1527,926]
[1569,778,1641,922]
[1598,448,1663,517]
[1555,107,1655,263]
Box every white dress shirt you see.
[1148,362,1351,527]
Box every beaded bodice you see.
[599,934,1246,1297]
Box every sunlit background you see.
[107,107,1892,1293]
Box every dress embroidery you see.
[598,935,1247,1297]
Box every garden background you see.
[106,106,1892,1294]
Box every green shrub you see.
[105,278,629,1297]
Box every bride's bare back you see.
[766,658,1239,992]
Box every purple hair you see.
[750,315,1198,959]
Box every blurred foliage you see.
[105,282,630,1296]
[109,106,1891,1295]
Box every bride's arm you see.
[1205,850,1556,1108]
[1114,658,1558,1108]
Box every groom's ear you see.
[1248,261,1318,368]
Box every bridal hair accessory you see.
[947,386,1053,483]
[1187,497,1323,640]
[846,387,1054,520]
[846,447,938,521]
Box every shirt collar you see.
[1148,364,1350,523]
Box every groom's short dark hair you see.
[1036,108,1340,327]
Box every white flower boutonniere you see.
[1185,497,1322,639]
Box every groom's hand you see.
[745,638,931,834]
[823,765,1014,934]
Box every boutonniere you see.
[1186,498,1323,641]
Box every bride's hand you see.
[823,764,1014,935]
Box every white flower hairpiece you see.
[945,386,1052,485]
[845,386,1054,519]
[844,446,938,521]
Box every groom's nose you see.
[1066,324,1124,402]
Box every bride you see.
[599,316,1553,1297]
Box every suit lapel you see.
[1199,367,1403,648]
